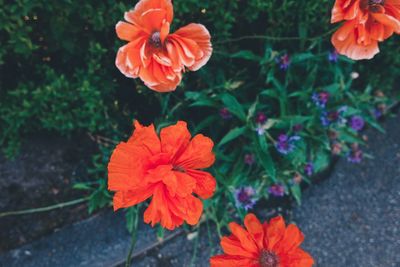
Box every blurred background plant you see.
[1,0,399,233]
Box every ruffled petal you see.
[112,185,155,211]
[160,121,191,159]
[124,0,173,26]
[127,121,161,155]
[175,134,215,169]
[331,21,380,60]
[371,12,400,33]
[115,21,144,41]
[170,23,213,71]
[186,169,216,199]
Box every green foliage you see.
[1,0,399,234]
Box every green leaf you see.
[221,93,246,121]
[218,126,247,146]
[290,184,302,205]
[255,141,276,181]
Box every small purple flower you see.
[219,107,232,119]
[347,144,363,163]
[276,54,291,70]
[328,50,339,63]
[268,184,285,197]
[312,91,330,108]
[244,154,255,166]
[304,162,314,176]
[234,187,257,210]
[320,107,347,127]
[292,124,303,133]
[256,112,268,124]
[275,134,301,155]
[373,108,383,119]
[350,116,365,131]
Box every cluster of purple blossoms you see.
[320,106,348,127]
[268,184,285,197]
[350,115,365,131]
[275,134,301,155]
[347,144,363,163]
[328,49,339,63]
[219,107,232,119]
[304,162,314,176]
[276,54,291,70]
[312,91,330,108]
[234,186,257,210]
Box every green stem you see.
[214,28,338,45]
[0,197,89,218]
[125,207,139,267]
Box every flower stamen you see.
[149,31,162,48]
[259,250,279,267]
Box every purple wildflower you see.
[350,116,365,131]
[347,144,363,163]
[256,112,268,124]
[320,107,347,127]
[234,187,257,210]
[312,91,330,108]
[276,54,291,70]
[268,184,285,197]
[219,107,232,119]
[275,134,301,155]
[304,162,314,176]
[328,50,339,63]
[373,108,383,119]
[244,154,255,166]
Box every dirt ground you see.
[0,132,97,252]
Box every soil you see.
[0,132,97,252]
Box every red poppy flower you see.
[107,121,216,230]
[115,0,213,92]
[331,0,400,60]
[210,214,314,267]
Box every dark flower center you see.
[172,165,185,173]
[369,0,384,4]
[259,250,279,267]
[238,190,251,203]
[149,31,162,48]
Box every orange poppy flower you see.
[210,214,314,267]
[107,120,216,230]
[331,0,400,60]
[115,0,213,92]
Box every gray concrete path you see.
[294,113,400,267]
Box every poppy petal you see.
[175,134,215,169]
[116,21,143,41]
[172,23,213,71]
[160,121,191,159]
[124,0,174,26]
[186,169,216,199]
